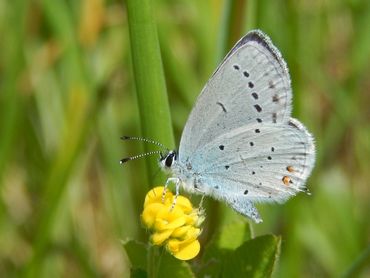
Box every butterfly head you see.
[160,150,178,170]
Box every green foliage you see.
[155,252,195,278]
[1,0,370,277]
[123,240,148,272]
[123,231,280,277]
[123,240,194,277]
[197,219,280,277]
[216,219,252,249]
[222,235,281,278]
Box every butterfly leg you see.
[170,178,181,210]
[198,194,205,210]
[228,199,263,223]
[162,177,178,203]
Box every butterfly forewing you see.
[179,30,292,161]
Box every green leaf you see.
[199,248,230,278]
[199,218,252,277]
[217,219,252,250]
[157,251,195,278]
[123,239,148,271]
[222,234,281,278]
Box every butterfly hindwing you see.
[187,118,315,203]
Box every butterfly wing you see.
[177,30,315,222]
[188,119,315,222]
[179,30,292,161]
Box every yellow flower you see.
[141,186,204,260]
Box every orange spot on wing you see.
[282,176,290,186]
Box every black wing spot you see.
[248,81,254,88]
[215,185,219,189]
[225,165,230,170]
[216,102,227,113]
[267,156,272,160]
[233,64,240,70]
[254,104,262,112]
[271,147,275,152]
[272,112,277,123]
[250,142,254,146]
[252,171,255,175]
[244,189,249,195]
[243,71,249,77]
[251,92,258,99]
[288,121,299,129]
[219,145,225,150]
[256,118,262,123]
[255,129,260,133]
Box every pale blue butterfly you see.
[122,30,315,223]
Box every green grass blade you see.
[126,0,175,185]
[23,0,96,276]
[0,0,27,218]
[217,0,247,62]
[342,244,370,278]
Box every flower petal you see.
[144,186,173,208]
[141,203,165,228]
[184,227,201,240]
[141,186,204,261]
[171,225,191,238]
[156,206,183,222]
[172,196,193,213]
[167,239,201,260]
[151,229,173,245]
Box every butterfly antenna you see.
[120,150,162,164]
[121,136,168,150]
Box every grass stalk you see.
[217,0,247,62]
[0,0,27,218]
[126,0,175,185]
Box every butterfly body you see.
[158,30,315,223]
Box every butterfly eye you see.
[165,153,174,167]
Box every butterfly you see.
[122,30,315,223]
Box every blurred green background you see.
[1,0,370,277]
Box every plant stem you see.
[126,0,175,186]
[126,0,175,275]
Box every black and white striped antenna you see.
[120,136,168,151]
[120,136,168,164]
[120,150,163,164]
